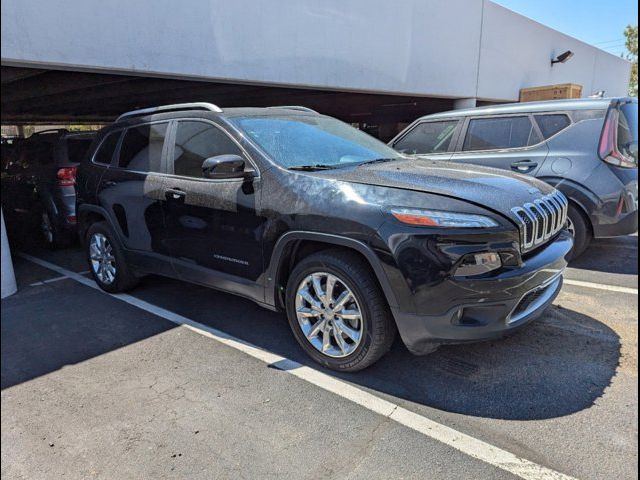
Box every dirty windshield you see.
[230,115,402,169]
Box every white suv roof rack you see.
[267,105,319,114]
[116,102,223,122]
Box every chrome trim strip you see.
[507,273,563,325]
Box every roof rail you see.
[116,102,223,122]
[268,105,319,114]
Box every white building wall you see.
[1,0,631,101]
[477,2,631,100]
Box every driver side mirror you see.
[202,154,252,179]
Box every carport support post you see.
[453,98,477,109]
[1,209,17,298]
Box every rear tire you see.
[566,204,591,261]
[40,210,72,249]
[285,249,396,372]
[86,221,139,293]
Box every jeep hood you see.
[317,158,556,215]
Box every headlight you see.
[390,208,499,228]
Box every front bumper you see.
[390,231,573,355]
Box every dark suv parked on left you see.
[1,129,95,247]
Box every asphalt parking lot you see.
[1,235,637,480]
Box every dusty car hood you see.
[318,158,556,214]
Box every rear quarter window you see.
[534,114,571,139]
[617,102,638,164]
[93,131,122,165]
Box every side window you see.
[463,116,541,152]
[66,138,94,163]
[571,109,606,123]
[20,141,52,166]
[93,131,122,165]
[172,121,243,178]
[118,123,169,171]
[534,114,571,139]
[393,120,459,154]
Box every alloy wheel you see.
[567,217,576,237]
[89,233,116,285]
[295,272,363,358]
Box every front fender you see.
[264,231,400,309]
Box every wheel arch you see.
[77,205,117,242]
[537,177,596,233]
[266,231,399,311]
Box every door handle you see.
[102,180,118,187]
[165,188,186,201]
[511,160,538,173]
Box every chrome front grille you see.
[511,190,568,251]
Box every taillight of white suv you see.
[599,102,638,169]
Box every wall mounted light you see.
[551,50,574,66]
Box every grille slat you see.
[511,191,568,252]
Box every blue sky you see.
[493,0,638,56]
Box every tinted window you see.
[94,131,121,165]
[22,140,53,166]
[617,102,638,164]
[172,121,243,178]
[229,115,401,168]
[463,116,541,151]
[394,120,459,154]
[118,123,168,171]
[66,138,94,163]
[534,114,571,139]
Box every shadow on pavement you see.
[2,246,621,421]
[1,270,176,390]
[133,274,621,421]
[570,235,638,275]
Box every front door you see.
[161,120,264,285]
[449,115,549,176]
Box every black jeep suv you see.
[77,103,573,371]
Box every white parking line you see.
[19,253,577,480]
[564,279,638,295]
[29,274,72,287]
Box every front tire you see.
[86,222,139,293]
[566,204,591,260]
[286,250,396,372]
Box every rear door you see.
[161,119,264,283]
[449,115,549,176]
[97,121,171,257]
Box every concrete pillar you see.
[1,209,17,298]
[453,98,478,110]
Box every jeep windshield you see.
[229,115,403,169]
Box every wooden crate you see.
[519,84,583,102]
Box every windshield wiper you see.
[356,158,400,167]
[288,164,337,171]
